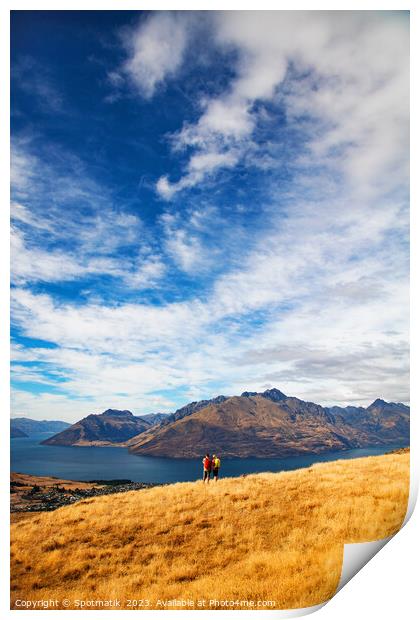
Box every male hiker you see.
[202,453,212,483]
[212,454,221,481]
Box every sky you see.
[10,10,409,422]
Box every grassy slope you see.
[10,451,409,610]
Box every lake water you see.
[10,434,408,484]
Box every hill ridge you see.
[41,409,161,446]
[128,391,409,458]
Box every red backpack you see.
[204,456,211,470]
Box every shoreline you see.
[10,472,162,515]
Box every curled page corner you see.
[403,471,418,527]
[282,602,326,617]
[336,535,393,593]
[335,479,416,597]
[254,601,326,618]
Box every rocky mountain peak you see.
[367,398,387,409]
[240,388,287,401]
[262,388,288,402]
[101,409,134,417]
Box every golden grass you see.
[10,451,409,610]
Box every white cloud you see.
[163,228,202,273]
[13,56,64,113]
[156,150,239,200]
[152,11,408,199]
[121,12,192,98]
[10,143,167,290]
[174,97,254,149]
[159,210,217,274]
[11,223,165,290]
[11,227,87,284]
[155,176,176,201]
[11,12,409,420]
[11,202,52,230]
[124,255,166,288]
[11,389,175,423]
[11,175,409,419]
[10,142,39,197]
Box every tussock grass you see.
[10,451,409,610]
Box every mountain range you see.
[11,418,71,437]
[40,388,409,457]
[11,426,28,438]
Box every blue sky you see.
[11,11,409,422]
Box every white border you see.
[1,2,417,619]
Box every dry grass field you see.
[10,450,409,610]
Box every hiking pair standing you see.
[202,453,221,482]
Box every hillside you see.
[42,409,158,446]
[128,390,409,458]
[11,418,70,436]
[11,427,28,438]
[10,451,409,610]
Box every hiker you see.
[202,453,212,483]
[212,454,221,481]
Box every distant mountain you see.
[128,390,410,458]
[140,413,169,425]
[11,426,28,438]
[42,409,161,446]
[11,418,71,436]
[327,399,410,441]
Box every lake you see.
[10,434,408,484]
